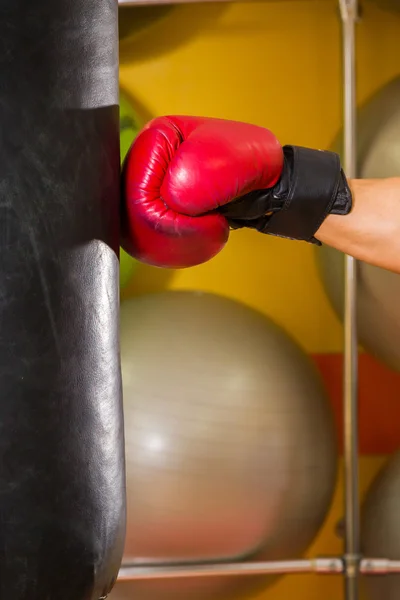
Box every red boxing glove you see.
[121,116,283,268]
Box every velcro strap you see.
[264,146,342,243]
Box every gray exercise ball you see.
[361,451,400,600]
[316,76,400,373]
[370,0,400,11]
[110,291,337,600]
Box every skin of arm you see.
[315,178,400,274]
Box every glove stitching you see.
[165,117,185,145]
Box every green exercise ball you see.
[316,76,400,372]
[110,291,337,600]
[119,5,173,45]
[119,89,141,289]
[120,248,138,289]
[120,90,142,164]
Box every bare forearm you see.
[315,178,400,273]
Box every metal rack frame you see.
[118,0,252,4]
[116,2,395,598]
[118,558,400,580]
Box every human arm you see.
[120,115,400,274]
[315,177,400,273]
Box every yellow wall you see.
[119,1,400,598]
[120,0,400,355]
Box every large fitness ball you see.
[361,451,400,599]
[316,76,400,372]
[120,90,142,163]
[119,89,141,289]
[111,291,337,600]
[371,0,400,11]
[118,5,173,46]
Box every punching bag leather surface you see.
[0,1,126,599]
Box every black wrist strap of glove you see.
[262,145,352,244]
[219,145,353,245]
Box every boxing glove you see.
[121,116,283,268]
[121,116,353,269]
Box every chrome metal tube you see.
[338,1,360,599]
[116,556,400,582]
[361,559,400,574]
[118,0,240,4]
[118,558,344,581]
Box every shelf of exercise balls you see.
[115,0,398,594]
[116,558,400,580]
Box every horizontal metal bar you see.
[118,0,248,5]
[118,0,327,5]
[117,557,400,581]
[360,559,400,575]
[118,558,344,580]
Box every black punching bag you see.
[0,1,125,599]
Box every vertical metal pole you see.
[338,1,360,599]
